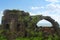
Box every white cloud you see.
[0,11,3,24]
[31,7,40,10]
[45,0,60,3]
[0,11,3,17]
[0,11,3,14]
[37,19,52,27]
[30,12,37,16]
[31,6,44,10]
[30,2,60,25]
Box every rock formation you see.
[1,9,60,40]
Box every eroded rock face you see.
[2,10,30,39]
[1,9,60,39]
[44,16,59,35]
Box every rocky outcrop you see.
[43,16,60,35]
[1,9,60,39]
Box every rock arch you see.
[36,16,59,35]
[42,16,59,31]
[2,9,60,39]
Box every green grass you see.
[16,37,43,40]
[0,35,59,40]
[0,34,7,40]
[0,30,60,40]
[15,36,60,40]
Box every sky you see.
[0,0,60,26]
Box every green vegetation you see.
[12,34,60,40]
[0,30,7,40]
[0,10,60,40]
[0,34,7,40]
[0,30,60,40]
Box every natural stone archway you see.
[35,16,60,36]
[1,9,60,39]
[42,16,59,31]
[29,15,60,36]
[30,15,59,31]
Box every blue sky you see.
[0,0,60,26]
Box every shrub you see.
[0,34,7,40]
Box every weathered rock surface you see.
[1,9,60,40]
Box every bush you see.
[0,34,7,40]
